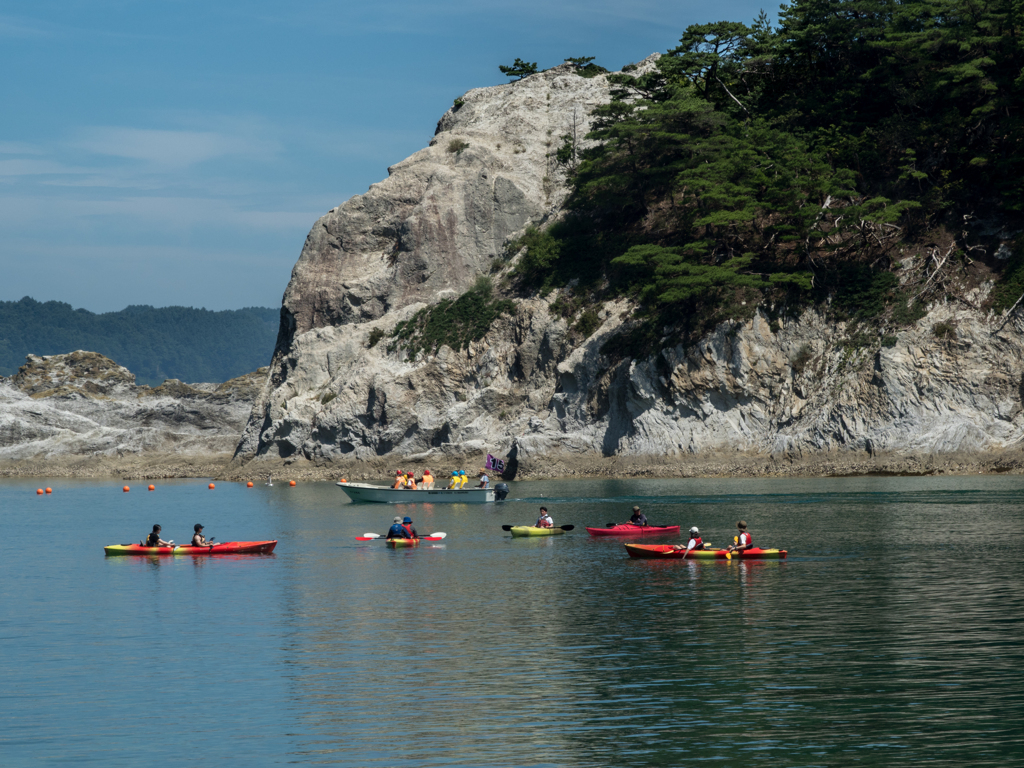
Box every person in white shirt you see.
[536,507,554,528]
[477,471,489,488]
[673,527,704,556]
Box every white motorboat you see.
[335,481,505,504]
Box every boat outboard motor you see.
[494,483,510,501]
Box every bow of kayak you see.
[104,541,278,556]
[624,544,787,559]
[509,526,566,536]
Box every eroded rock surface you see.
[0,351,266,474]
[231,63,1024,479]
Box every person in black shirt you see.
[628,506,648,526]
[144,524,173,547]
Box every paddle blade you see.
[724,550,732,560]
[426,532,447,539]
[559,525,574,531]
[606,523,616,527]
[501,525,514,531]
[357,533,383,540]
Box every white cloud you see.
[74,126,279,168]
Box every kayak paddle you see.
[501,525,574,531]
[356,532,447,541]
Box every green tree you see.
[499,58,539,80]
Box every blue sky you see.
[1,0,772,312]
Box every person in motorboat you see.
[143,524,173,548]
[448,471,459,490]
[477,470,489,488]
[191,523,214,547]
[393,470,406,489]
[406,472,418,490]
[727,521,753,553]
[672,527,704,554]
[628,506,648,526]
[459,470,469,488]
[421,469,434,490]
[536,507,554,528]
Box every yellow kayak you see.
[509,526,567,537]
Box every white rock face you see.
[233,64,1024,477]
[0,351,265,462]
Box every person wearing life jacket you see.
[459,470,469,489]
[536,507,554,528]
[394,516,417,539]
[386,516,405,539]
[421,469,434,490]
[447,471,459,489]
[673,527,704,555]
[727,521,753,553]
[191,523,214,547]
[144,524,173,548]
[628,506,648,526]
[406,472,418,490]
[393,470,405,489]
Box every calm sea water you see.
[1,475,1023,766]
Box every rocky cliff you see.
[0,351,266,478]
[230,63,1024,480]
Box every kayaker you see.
[398,516,418,539]
[191,523,214,547]
[628,506,648,526]
[386,516,405,539]
[536,507,553,528]
[144,524,173,548]
[477,470,489,488]
[673,527,704,555]
[727,521,753,553]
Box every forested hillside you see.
[0,298,278,386]
[514,0,1024,353]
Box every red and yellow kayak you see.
[104,541,277,556]
[587,524,681,537]
[385,538,421,548]
[625,544,787,559]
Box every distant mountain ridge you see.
[0,297,278,386]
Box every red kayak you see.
[586,524,681,537]
[624,544,787,559]
[104,541,277,556]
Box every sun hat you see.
[403,516,413,524]
[632,506,641,512]
[737,521,747,529]
[690,526,699,534]
[393,516,402,524]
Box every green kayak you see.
[509,526,567,537]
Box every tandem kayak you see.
[385,537,421,548]
[509,526,567,537]
[586,524,681,537]
[624,544,787,559]
[104,541,277,556]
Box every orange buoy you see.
[247,481,254,487]
[208,483,215,489]
[36,488,44,495]
[148,484,155,491]
[340,478,347,483]
[289,480,296,487]
[123,486,130,493]
[45,487,52,494]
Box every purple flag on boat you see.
[485,453,506,473]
